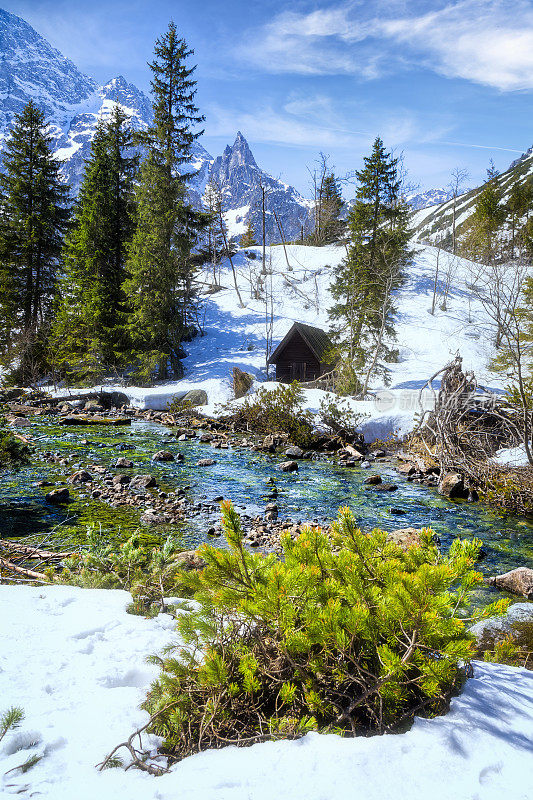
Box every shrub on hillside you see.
[317,395,368,441]
[220,382,313,447]
[141,503,507,762]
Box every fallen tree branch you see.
[0,557,48,581]
[0,540,75,560]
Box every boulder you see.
[177,389,208,408]
[285,446,304,458]
[140,511,166,526]
[279,460,298,472]
[233,367,254,399]
[470,602,533,641]
[199,433,213,442]
[173,549,206,571]
[115,457,133,468]
[68,470,92,484]
[438,473,469,499]
[197,458,215,466]
[365,483,398,492]
[387,527,423,550]
[364,475,382,485]
[398,462,416,476]
[8,416,31,427]
[152,450,174,462]
[130,474,157,489]
[112,474,130,486]
[487,567,533,599]
[84,400,104,411]
[45,487,70,504]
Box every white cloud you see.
[240,0,533,91]
[205,96,450,151]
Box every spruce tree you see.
[0,101,69,381]
[320,173,345,244]
[240,220,258,248]
[124,22,206,382]
[50,107,138,382]
[329,137,412,393]
[462,179,505,264]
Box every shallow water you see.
[2,417,533,603]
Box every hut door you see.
[291,362,306,381]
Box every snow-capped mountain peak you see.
[0,8,312,243]
[0,7,97,137]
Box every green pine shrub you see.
[219,382,314,447]
[317,395,368,440]
[143,502,508,762]
[56,529,193,613]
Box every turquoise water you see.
[2,417,533,602]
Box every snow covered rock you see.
[209,132,312,243]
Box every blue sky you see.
[5,0,533,197]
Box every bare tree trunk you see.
[273,210,291,270]
[218,208,244,307]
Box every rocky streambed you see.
[3,394,533,603]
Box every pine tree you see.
[320,173,345,244]
[462,179,505,264]
[124,22,207,382]
[240,220,258,248]
[329,137,412,393]
[50,107,138,382]
[0,101,69,381]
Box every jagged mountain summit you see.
[406,188,457,211]
[0,7,97,140]
[0,7,310,241]
[209,131,312,243]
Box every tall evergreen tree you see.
[50,106,138,382]
[0,101,69,380]
[329,137,412,393]
[124,22,207,382]
[319,173,345,244]
[462,179,505,265]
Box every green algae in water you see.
[1,416,533,605]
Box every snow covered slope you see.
[1,584,532,800]
[415,147,533,245]
[80,241,513,442]
[0,7,97,139]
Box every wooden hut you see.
[268,322,334,383]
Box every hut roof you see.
[268,322,334,364]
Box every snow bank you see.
[494,445,530,468]
[2,585,533,799]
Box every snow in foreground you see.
[1,585,533,800]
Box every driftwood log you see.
[0,556,47,581]
[0,540,74,560]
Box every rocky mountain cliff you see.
[0,8,311,242]
[406,188,455,211]
[209,132,312,243]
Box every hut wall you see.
[273,331,322,382]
